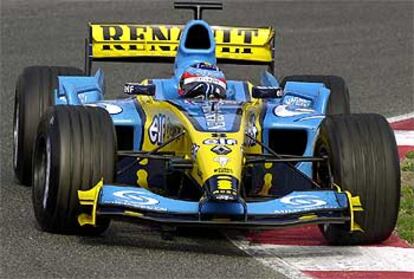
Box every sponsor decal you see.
[205,175,239,200]
[114,190,159,205]
[202,131,237,156]
[214,156,230,167]
[283,95,312,108]
[92,24,268,56]
[274,95,316,117]
[124,83,138,94]
[211,133,227,138]
[217,178,233,190]
[149,114,166,145]
[211,145,232,155]
[214,167,233,174]
[111,190,167,212]
[280,195,327,208]
[213,189,234,195]
[212,181,238,200]
[148,114,181,145]
[183,76,226,89]
[273,95,315,117]
[203,138,237,145]
[201,103,226,130]
[274,105,315,117]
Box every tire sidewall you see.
[314,115,400,245]
[32,111,61,231]
[32,106,115,234]
[13,66,84,186]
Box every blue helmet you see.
[179,62,227,99]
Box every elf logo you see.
[203,138,237,145]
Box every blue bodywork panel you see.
[167,99,245,132]
[56,69,105,105]
[100,185,348,217]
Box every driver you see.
[178,62,227,99]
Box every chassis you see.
[13,2,400,245]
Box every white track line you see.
[228,236,311,279]
[394,130,414,146]
[387,112,414,123]
[237,243,414,272]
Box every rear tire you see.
[13,66,84,186]
[314,114,400,245]
[281,75,350,115]
[32,106,116,234]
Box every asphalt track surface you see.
[1,0,413,278]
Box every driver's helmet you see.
[178,62,227,99]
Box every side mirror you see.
[252,86,282,99]
[124,83,156,96]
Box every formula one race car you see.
[13,1,400,245]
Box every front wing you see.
[78,182,363,230]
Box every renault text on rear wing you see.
[86,24,275,73]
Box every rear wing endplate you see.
[85,24,275,74]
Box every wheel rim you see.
[43,138,52,209]
[13,99,19,170]
[33,137,52,210]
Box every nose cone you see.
[203,174,240,201]
[174,99,262,202]
[192,131,244,201]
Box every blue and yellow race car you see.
[13,1,400,245]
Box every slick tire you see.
[314,114,400,245]
[32,106,116,235]
[280,75,350,115]
[13,66,84,186]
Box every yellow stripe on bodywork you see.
[90,24,274,63]
[124,210,143,217]
[299,214,318,221]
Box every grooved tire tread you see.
[315,113,400,245]
[13,66,83,186]
[32,106,116,234]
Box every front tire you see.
[32,106,116,234]
[314,114,400,245]
[13,66,84,186]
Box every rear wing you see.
[85,24,275,74]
